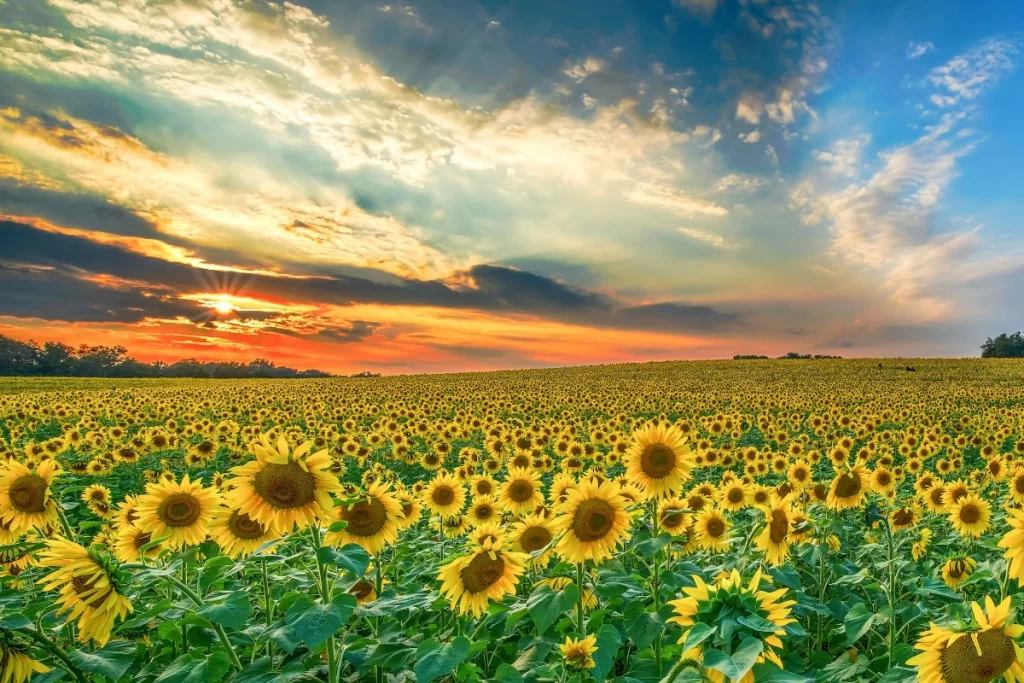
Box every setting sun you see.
[213,300,234,315]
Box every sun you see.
[213,300,234,314]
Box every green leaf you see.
[282,593,357,651]
[843,603,876,647]
[750,664,814,682]
[154,652,231,683]
[327,520,348,533]
[730,637,764,681]
[317,544,371,577]
[702,649,738,680]
[624,600,664,650]
[199,556,235,592]
[877,666,918,683]
[680,623,716,652]
[197,590,250,631]
[364,640,417,670]
[0,613,32,629]
[415,636,471,683]
[591,623,622,683]
[737,614,778,633]
[527,584,579,635]
[490,663,524,683]
[69,641,137,681]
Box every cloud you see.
[927,36,1018,106]
[735,92,763,124]
[716,174,768,192]
[812,135,870,177]
[673,0,719,20]
[739,130,761,144]
[678,227,732,248]
[906,41,935,59]
[562,57,606,83]
[624,183,728,217]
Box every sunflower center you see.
[931,489,945,505]
[640,444,676,479]
[459,552,506,594]
[687,496,705,511]
[197,440,215,454]
[343,497,387,537]
[520,526,552,552]
[229,511,266,539]
[661,509,685,528]
[940,628,1016,683]
[959,504,981,525]
[893,509,914,526]
[769,509,789,544]
[813,484,827,501]
[432,486,455,507]
[728,488,745,504]
[834,473,862,498]
[705,517,726,538]
[1015,477,1024,495]
[252,462,317,510]
[157,493,202,528]
[474,504,494,520]
[476,481,493,496]
[509,481,534,503]
[133,531,153,550]
[9,474,47,513]
[72,573,114,610]
[349,580,374,599]
[572,499,616,542]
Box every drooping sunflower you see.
[657,497,691,537]
[498,468,544,516]
[912,528,934,561]
[0,641,50,683]
[437,537,527,617]
[422,472,467,519]
[755,496,793,566]
[693,508,731,552]
[326,482,403,555]
[827,465,868,511]
[999,507,1024,584]
[209,506,280,558]
[624,423,692,499]
[225,436,341,533]
[0,459,59,537]
[948,493,991,538]
[560,634,598,672]
[135,474,220,549]
[551,479,632,565]
[668,569,795,683]
[36,538,133,646]
[890,504,919,531]
[509,513,557,568]
[909,596,1024,683]
[942,556,979,589]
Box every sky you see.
[0,0,1022,374]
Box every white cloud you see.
[927,36,1018,106]
[735,92,763,124]
[812,135,870,177]
[563,56,606,83]
[906,41,935,59]
[739,130,761,143]
[678,226,732,248]
[624,183,728,217]
[716,173,768,192]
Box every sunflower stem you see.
[56,504,77,542]
[15,625,87,683]
[575,562,586,637]
[884,522,897,671]
[309,524,340,683]
[650,498,663,677]
[162,573,243,671]
[261,558,274,661]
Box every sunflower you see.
[326,482,403,555]
[348,575,381,604]
[437,537,527,617]
[909,596,1024,683]
[942,556,979,589]
[135,474,220,549]
[658,497,691,537]
[560,635,598,672]
[999,507,1024,584]
[423,472,467,519]
[890,504,919,531]
[551,479,632,565]
[81,484,111,507]
[624,423,692,498]
[0,642,50,683]
[469,522,504,548]
[923,484,948,513]
[394,491,423,531]
[225,436,341,533]
[536,575,599,611]
[668,569,795,683]
[466,495,500,528]
[912,528,933,561]
[36,538,133,646]
[755,496,793,566]
[0,459,59,537]
[113,523,163,563]
[509,513,557,568]
[498,468,544,516]
[549,473,578,506]
[693,508,731,552]
[1008,471,1024,506]
[948,493,991,538]
[718,481,748,512]
[870,467,896,495]
[827,465,867,511]
[209,506,280,558]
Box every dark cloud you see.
[1,218,742,334]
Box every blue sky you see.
[0,0,1021,371]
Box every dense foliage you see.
[0,336,332,378]
[1,359,1024,683]
[982,333,1024,359]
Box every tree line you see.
[0,335,333,377]
[981,332,1024,358]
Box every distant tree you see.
[981,332,1024,358]
[0,335,39,374]
[733,354,770,360]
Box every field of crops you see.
[2,358,1024,683]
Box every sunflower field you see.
[2,359,1024,683]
